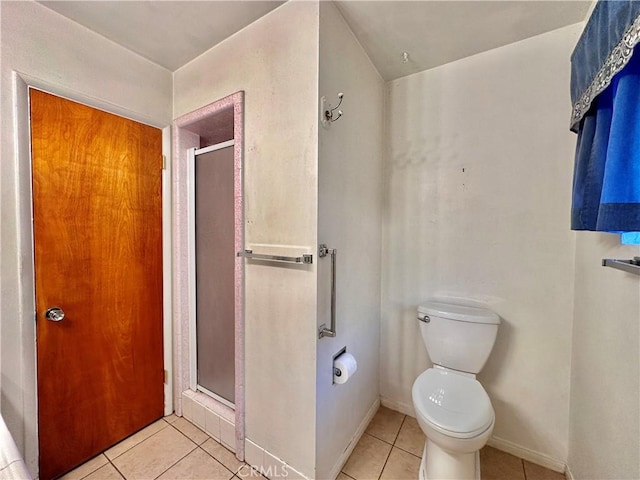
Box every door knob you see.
[45,307,65,322]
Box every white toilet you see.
[411,301,500,480]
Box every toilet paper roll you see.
[333,352,357,384]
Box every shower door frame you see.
[172,91,245,459]
[187,140,236,410]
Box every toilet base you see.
[419,440,480,480]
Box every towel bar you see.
[602,257,640,275]
[236,249,313,265]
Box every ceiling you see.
[39,1,591,80]
[335,1,591,80]
[38,1,285,71]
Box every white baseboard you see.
[374,399,569,477]
[380,397,573,480]
[380,396,415,417]
[242,398,380,480]
[243,437,309,480]
[327,397,381,480]
[487,436,566,474]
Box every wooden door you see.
[30,89,164,480]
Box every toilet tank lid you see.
[418,301,500,325]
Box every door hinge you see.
[164,369,168,384]
[162,155,167,170]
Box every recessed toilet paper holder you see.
[333,347,347,383]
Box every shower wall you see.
[316,3,384,478]
[173,2,320,476]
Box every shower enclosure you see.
[173,91,244,458]
[188,140,236,408]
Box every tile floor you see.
[60,414,257,480]
[340,407,567,480]
[62,407,566,480]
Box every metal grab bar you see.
[602,257,640,275]
[237,249,313,265]
[319,244,337,339]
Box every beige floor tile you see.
[232,467,268,479]
[112,424,196,479]
[59,454,108,480]
[84,463,124,480]
[394,417,425,457]
[342,433,392,480]
[365,407,405,444]
[337,473,356,480]
[157,448,234,480]
[480,446,525,480]
[172,417,209,445]
[105,419,169,460]
[201,439,245,473]
[523,460,566,480]
[163,414,179,424]
[380,447,421,480]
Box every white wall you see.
[316,3,384,479]
[173,3,320,477]
[566,6,639,479]
[0,1,172,475]
[382,23,583,466]
[567,235,640,479]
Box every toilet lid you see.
[412,368,494,437]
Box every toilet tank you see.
[417,301,500,374]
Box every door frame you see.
[11,71,173,477]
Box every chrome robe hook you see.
[321,93,344,127]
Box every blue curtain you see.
[570,1,640,244]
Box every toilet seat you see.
[413,368,494,439]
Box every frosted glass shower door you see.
[191,141,235,406]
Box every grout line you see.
[393,443,422,460]
[366,432,394,446]
[151,441,198,480]
[197,445,238,475]
[77,423,168,478]
[377,446,393,480]
[173,420,210,446]
[107,456,126,480]
[392,415,407,445]
[72,455,108,480]
[106,419,170,462]
[521,458,527,480]
[67,419,181,480]
[168,422,197,442]
[379,415,407,480]
[377,419,403,480]
[360,431,392,447]
[376,414,407,480]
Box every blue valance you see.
[571,1,640,132]
[570,1,640,244]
